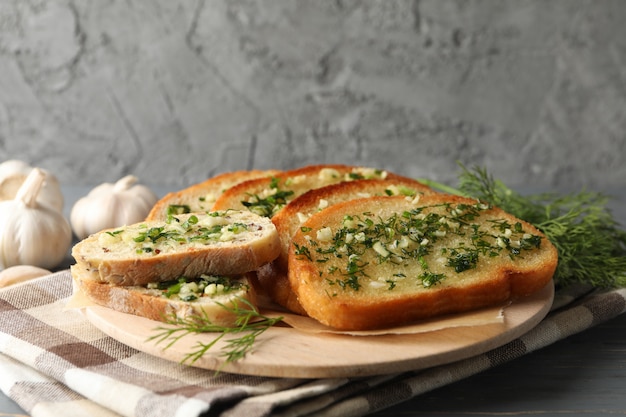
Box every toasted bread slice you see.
[145,169,281,221]
[210,164,406,217]
[288,194,558,330]
[72,210,281,286]
[259,178,437,314]
[71,263,258,326]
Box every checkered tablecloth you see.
[1,270,624,417]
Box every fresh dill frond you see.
[420,165,626,289]
[148,297,283,370]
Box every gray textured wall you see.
[1,0,625,190]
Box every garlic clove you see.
[15,166,46,207]
[0,265,51,288]
[0,174,27,200]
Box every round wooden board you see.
[84,281,554,379]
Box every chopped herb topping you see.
[294,202,543,292]
[167,204,192,216]
[241,178,295,217]
[447,250,479,273]
[98,213,254,255]
[348,172,365,180]
[149,275,248,301]
[419,271,445,287]
[240,169,389,218]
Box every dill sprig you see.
[420,165,626,289]
[148,297,283,369]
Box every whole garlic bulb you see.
[70,175,158,240]
[0,160,64,212]
[0,168,72,270]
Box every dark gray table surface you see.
[2,185,625,417]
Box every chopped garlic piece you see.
[204,192,217,204]
[259,187,278,198]
[391,255,403,263]
[447,220,460,230]
[296,212,310,223]
[121,232,136,244]
[317,227,333,242]
[199,214,227,227]
[98,232,120,246]
[354,168,387,179]
[219,229,236,241]
[205,283,217,295]
[286,175,306,185]
[373,241,390,257]
[180,282,199,295]
[318,168,340,182]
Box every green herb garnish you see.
[419,271,445,287]
[420,165,626,288]
[167,204,191,215]
[148,297,283,371]
[447,250,479,273]
[241,178,294,217]
[155,275,246,300]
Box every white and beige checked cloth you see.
[1,270,625,417]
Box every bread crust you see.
[211,164,409,215]
[288,194,558,330]
[260,178,436,315]
[146,169,281,221]
[72,211,281,286]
